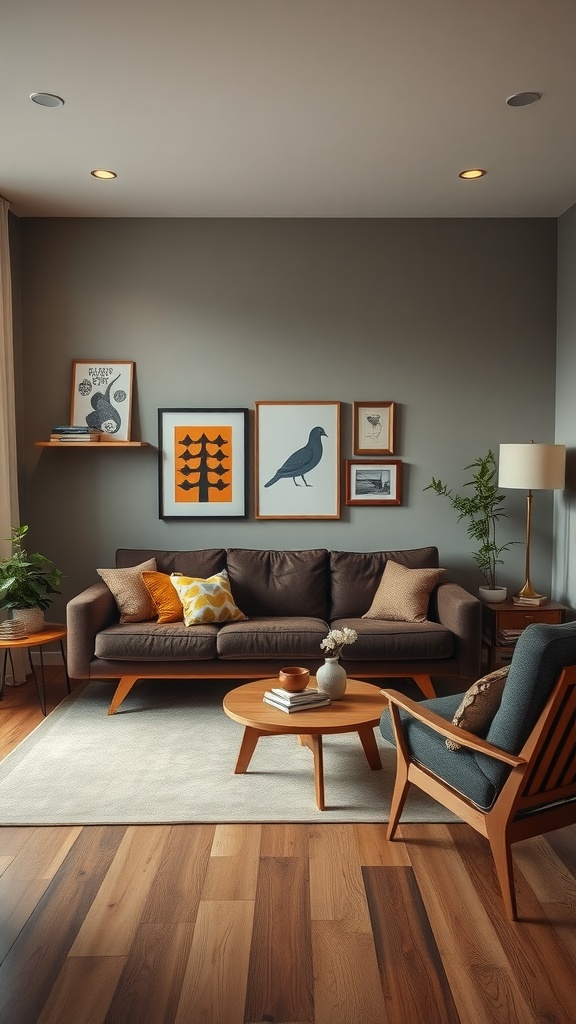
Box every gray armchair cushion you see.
[381,620,576,810]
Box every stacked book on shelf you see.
[497,628,523,660]
[263,687,331,713]
[49,426,101,442]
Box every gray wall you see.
[555,202,576,607]
[14,217,559,621]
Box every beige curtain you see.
[0,197,25,682]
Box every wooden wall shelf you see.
[35,441,149,448]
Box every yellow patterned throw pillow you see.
[170,570,247,626]
[362,559,446,623]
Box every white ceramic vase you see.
[479,586,507,604]
[316,656,347,700]
[12,607,45,634]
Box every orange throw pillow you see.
[141,570,184,623]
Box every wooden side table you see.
[482,600,568,671]
[0,623,70,716]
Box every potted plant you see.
[424,451,515,602]
[0,525,63,632]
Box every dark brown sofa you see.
[66,545,482,713]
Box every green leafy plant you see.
[0,525,63,610]
[425,451,515,590]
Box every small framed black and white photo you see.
[345,459,402,506]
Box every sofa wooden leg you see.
[412,674,436,698]
[107,675,139,715]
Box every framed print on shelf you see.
[353,401,396,455]
[255,401,340,520]
[345,459,403,506]
[158,408,248,519]
[70,360,134,441]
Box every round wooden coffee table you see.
[222,678,388,810]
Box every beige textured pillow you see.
[446,665,509,751]
[97,558,157,622]
[362,559,446,623]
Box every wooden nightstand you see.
[482,599,568,671]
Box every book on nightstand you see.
[512,596,549,607]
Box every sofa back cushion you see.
[225,548,329,618]
[329,547,440,619]
[116,548,227,578]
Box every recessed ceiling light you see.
[30,92,64,108]
[506,92,541,107]
[458,168,486,179]
[91,169,117,180]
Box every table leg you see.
[59,639,71,694]
[298,734,325,810]
[357,725,383,770]
[27,647,46,716]
[234,727,262,773]
[0,648,7,699]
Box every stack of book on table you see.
[50,426,101,442]
[263,687,331,713]
[512,595,549,607]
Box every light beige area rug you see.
[0,680,460,826]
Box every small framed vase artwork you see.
[345,459,403,506]
[255,401,341,520]
[70,360,134,441]
[353,401,396,455]
[158,408,248,519]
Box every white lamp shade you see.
[498,443,566,490]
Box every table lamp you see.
[498,441,566,599]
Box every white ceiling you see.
[2,0,576,219]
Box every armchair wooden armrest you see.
[381,688,525,767]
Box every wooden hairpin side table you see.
[0,623,70,716]
[482,599,568,672]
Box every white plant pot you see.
[479,586,507,604]
[12,607,45,633]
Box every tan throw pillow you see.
[446,665,509,751]
[362,559,446,623]
[97,558,157,623]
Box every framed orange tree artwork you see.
[158,408,248,518]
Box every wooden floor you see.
[0,670,575,1024]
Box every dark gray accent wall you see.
[14,218,558,620]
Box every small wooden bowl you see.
[278,666,310,693]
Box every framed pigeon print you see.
[158,408,248,518]
[353,401,396,455]
[70,360,134,441]
[255,401,340,520]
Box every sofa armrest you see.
[66,582,117,680]
[435,582,482,679]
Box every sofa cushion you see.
[225,549,329,618]
[217,616,329,659]
[141,571,184,623]
[94,621,219,661]
[330,617,453,661]
[446,665,509,750]
[170,570,247,625]
[363,560,446,623]
[116,548,227,578]
[329,547,440,619]
[97,559,157,623]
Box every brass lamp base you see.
[515,580,546,601]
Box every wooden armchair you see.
[380,620,576,920]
